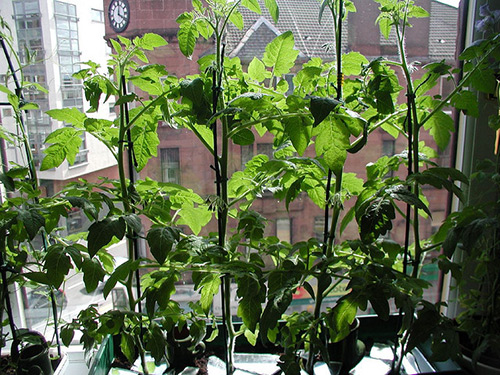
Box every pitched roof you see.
[429,1,459,59]
[225,0,344,62]
[226,0,458,63]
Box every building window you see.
[55,1,80,86]
[2,108,12,117]
[314,216,325,242]
[276,218,291,243]
[67,207,84,234]
[91,8,104,23]
[257,143,273,159]
[161,148,180,184]
[54,1,87,165]
[241,145,253,170]
[382,139,395,156]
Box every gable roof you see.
[226,0,458,63]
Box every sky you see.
[435,0,460,7]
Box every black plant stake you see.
[120,75,142,313]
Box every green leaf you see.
[61,326,74,346]
[328,295,358,342]
[145,324,166,363]
[66,196,98,220]
[178,22,199,58]
[44,245,72,288]
[130,118,159,172]
[146,226,181,264]
[0,173,15,192]
[469,67,497,94]
[179,78,212,122]
[115,93,137,105]
[46,108,87,128]
[23,272,51,285]
[176,205,211,235]
[378,17,392,39]
[41,127,83,169]
[358,197,395,243]
[408,5,429,18]
[232,128,255,145]
[135,33,167,50]
[81,258,106,293]
[283,116,311,156]
[342,52,369,76]
[123,213,142,235]
[103,259,140,298]
[308,96,342,126]
[248,57,270,82]
[20,102,39,110]
[387,185,431,216]
[241,0,261,14]
[87,217,126,257]
[313,118,350,175]
[229,9,244,30]
[121,332,136,363]
[423,110,454,151]
[196,272,221,314]
[264,0,279,23]
[238,296,262,332]
[262,31,298,77]
[450,90,479,118]
[286,177,304,211]
[17,209,45,240]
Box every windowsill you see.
[68,161,89,170]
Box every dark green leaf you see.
[0,173,15,191]
[232,128,255,145]
[387,185,431,216]
[308,96,341,126]
[66,196,98,220]
[284,116,311,156]
[103,259,140,299]
[145,323,166,363]
[87,217,126,257]
[81,258,105,293]
[17,209,45,240]
[44,245,72,288]
[146,226,181,264]
[121,332,136,363]
[61,326,74,346]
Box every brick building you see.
[103,0,459,246]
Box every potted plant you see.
[434,5,500,372]
[15,0,500,374]
[0,20,69,375]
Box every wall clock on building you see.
[108,0,130,33]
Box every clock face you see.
[108,0,130,33]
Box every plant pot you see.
[89,316,464,375]
[10,331,65,375]
[17,343,53,375]
[328,318,365,375]
[457,335,500,375]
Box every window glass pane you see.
[91,9,104,22]
[276,218,291,243]
[257,143,273,159]
[161,148,180,184]
[382,139,395,156]
[55,2,67,15]
[241,145,253,169]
